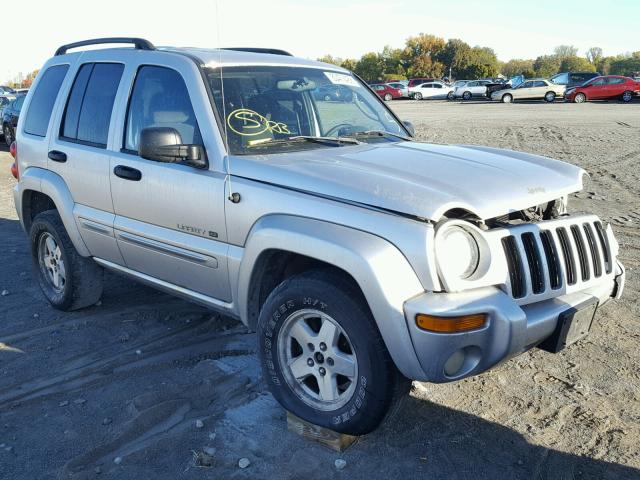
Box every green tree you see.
[380,45,406,76]
[403,33,446,77]
[340,58,357,72]
[435,38,472,79]
[554,45,578,60]
[534,55,561,77]
[586,47,603,66]
[354,52,385,82]
[609,52,640,75]
[317,54,342,66]
[559,56,596,72]
[501,59,535,77]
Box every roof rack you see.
[222,47,292,56]
[55,37,155,56]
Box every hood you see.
[230,142,585,221]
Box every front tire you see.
[384,93,393,101]
[257,270,407,435]
[413,92,422,100]
[574,92,586,103]
[502,93,513,103]
[544,91,556,103]
[622,90,633,102]
[30,210,103,311]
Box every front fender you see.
[16,167,90,257]
[236,214,428,380]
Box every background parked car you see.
[2,95,24,145]
[407,77,436,88]
[550,71,599,88]
[453,80,492,100]
[491,79,565,103]
[386,81,410,98]
[565,75,640,103]
[313,84,353,102]
[370,83,402,101]
[409,81,454,100]
[0,85,16,95]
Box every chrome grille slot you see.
[556,227,577,286]
[570,224,590,281]
[583,223,602,278]
[540,230,562,289]
[502,236,526,299]
[521,232,545,294]
[594,221,613,274]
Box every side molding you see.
[236,215,428,379]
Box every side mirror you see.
[403,121,415,138]
[139,127,207,169]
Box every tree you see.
[354,52,385,82]
[502,59,535,77]
[559,56,596,73]
[609,52,640,75]
[435,38,471,79]
[534,55,561,77]
[586,47,603,66]
[317,54,342,66]
[403,33,446,78]
[380,45,405,76]
[554,45,578,60]
[340,58,357,72]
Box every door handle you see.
[113,165,142,181]
[48,150,67,163]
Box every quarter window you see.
[61,63,124,147]
[124,66,202,153]
[24,64,69,137]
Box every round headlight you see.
[437,226,480,280]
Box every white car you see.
[453,80,492,100]
[409,81,454,100]
[491,79,566,103]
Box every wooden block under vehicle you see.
[286,411,359,452]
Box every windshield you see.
[205,66,406,155]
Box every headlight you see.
[436,225,480,280]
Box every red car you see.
[565,75,639,103]
[370,83,402,101]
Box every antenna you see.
[215,0,236,202]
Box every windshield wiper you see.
[289,135,361,145]
[351,130,411,141]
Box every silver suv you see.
[13,38,625,435]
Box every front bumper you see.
[403,261,625,383]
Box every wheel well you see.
[22,190,57,231]
[246,250,364,330]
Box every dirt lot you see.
[1,100,639,479]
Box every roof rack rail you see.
[55,37,155,56]
[222,47,292,56]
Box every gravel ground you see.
[0,100,638,479]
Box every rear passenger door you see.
[48,62,126,265]
[109,64,231,302]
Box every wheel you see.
[574,93,586,103]
[462,91,472,101]
[501,93,513,103]
[3,124,13,146]
[30,210,103,311]
[544,91,556,103]
[384,93,393,101]
[447,91,454,100]
[324,94,332,101]
[622,90,633,102]
[413,92,422,100]
[257,270,408,435]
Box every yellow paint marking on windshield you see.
[227,108,291,136]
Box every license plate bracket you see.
[538,298,598,353]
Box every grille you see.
[501,218,613,300]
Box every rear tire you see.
[257,269,408,435]
[30,210,103,311]
[574,92,586,103]
[622,90,633,103]
[544,91,556,103]
[3,124,13,146]
[447,91,454,100]
[462,91,472,101]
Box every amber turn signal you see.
[415,313,487,333]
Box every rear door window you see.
[23,64,69,137]
[60,63,124,147]
[123,66,202,153]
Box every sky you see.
[4,0,638,83]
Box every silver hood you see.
[230,141,586,221]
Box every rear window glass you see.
[23,64,69,137]
[61,63,124,147]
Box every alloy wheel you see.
[278,309,358,411]
[38,232,66,292]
